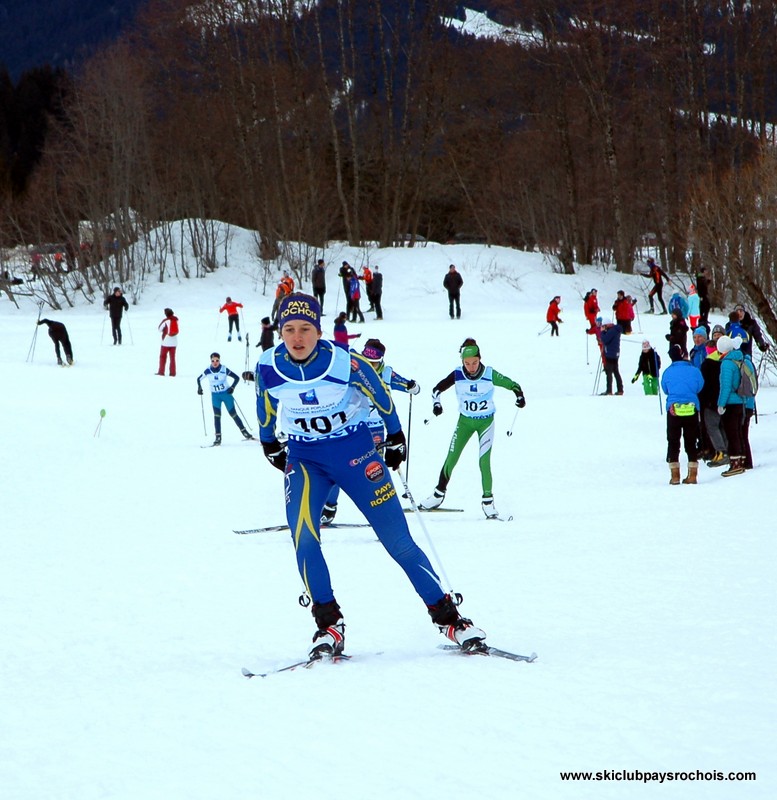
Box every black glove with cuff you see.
[383,431,407,470]
[262,440,287,472]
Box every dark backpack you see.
[736,359,758,398]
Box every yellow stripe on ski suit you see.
[293,463,320,600]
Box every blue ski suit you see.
[255,339,444,606]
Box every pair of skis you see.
[242,645,537,678]
[234,522,372,534]
[233,508,469,535]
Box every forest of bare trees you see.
[2,0,777,338]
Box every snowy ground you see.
[2,232,774,799]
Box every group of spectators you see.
[578,258,770,483]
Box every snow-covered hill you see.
[2,230,774,799]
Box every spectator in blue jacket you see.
[688,327,708,369]
[716,335,748,476]
[660,344,703,484]
[598,320,623,395]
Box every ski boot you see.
[241,429,254,440]
[428,594,486,652]
[228,335,232,342]
[309,600,345,660]
[238,335,242,342]
[481,495,498,519]
[706,451,728,468]
[420,489,445,510]
[213,434,222,447]
[320,503,338,526]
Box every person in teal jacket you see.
[716,335,747,476]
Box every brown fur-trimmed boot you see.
[669,462,681,485]
[682,462,698,484]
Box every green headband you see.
[461,345,480,359]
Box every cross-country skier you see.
[421,337,525,518]
[197,353,253,446]
[219,297,244,342]
[320,338,421,526]
[252,293,485,659]
[103,287,129,345]
[38,318,74,365]
[640,257,670,314]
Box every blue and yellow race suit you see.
[256,339,443,606]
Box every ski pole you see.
[101,311,106,345]
[126,308,134,345]
[405,393,414,484]
[234,396,253,432]
[585,331,589,366]
[393,464,459,603]
[506,408,519,437]
[200,392,208,434]
[654,351,663,416]
[26,301,44,362]
[592,359,603,395]
[537,323,550,336]
[244,332,250,372]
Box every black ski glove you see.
[262,440,287,472]
[432,402,443,416]
[514,390,526,408]
[227,386,235,394]
[406,380,421,396]
[197,385,203,395]
[241,371,255,382]
[383,430,407,470]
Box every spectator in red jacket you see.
[156,308,179,376]
[219,296,244,342]
[546,296,562,336]
[583,289,600,333]
[612,290,637,334]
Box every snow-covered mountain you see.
[2,229,774,799]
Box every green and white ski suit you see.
[432,363,522,496]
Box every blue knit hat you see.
[277,293,321,331]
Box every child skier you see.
[197,353,253,445]
[422,337,525,518]
[546,296,562,336]
[320,338,421,526]
[253,294,486,658]
[631,340,661,395]
[219,297,244,342]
